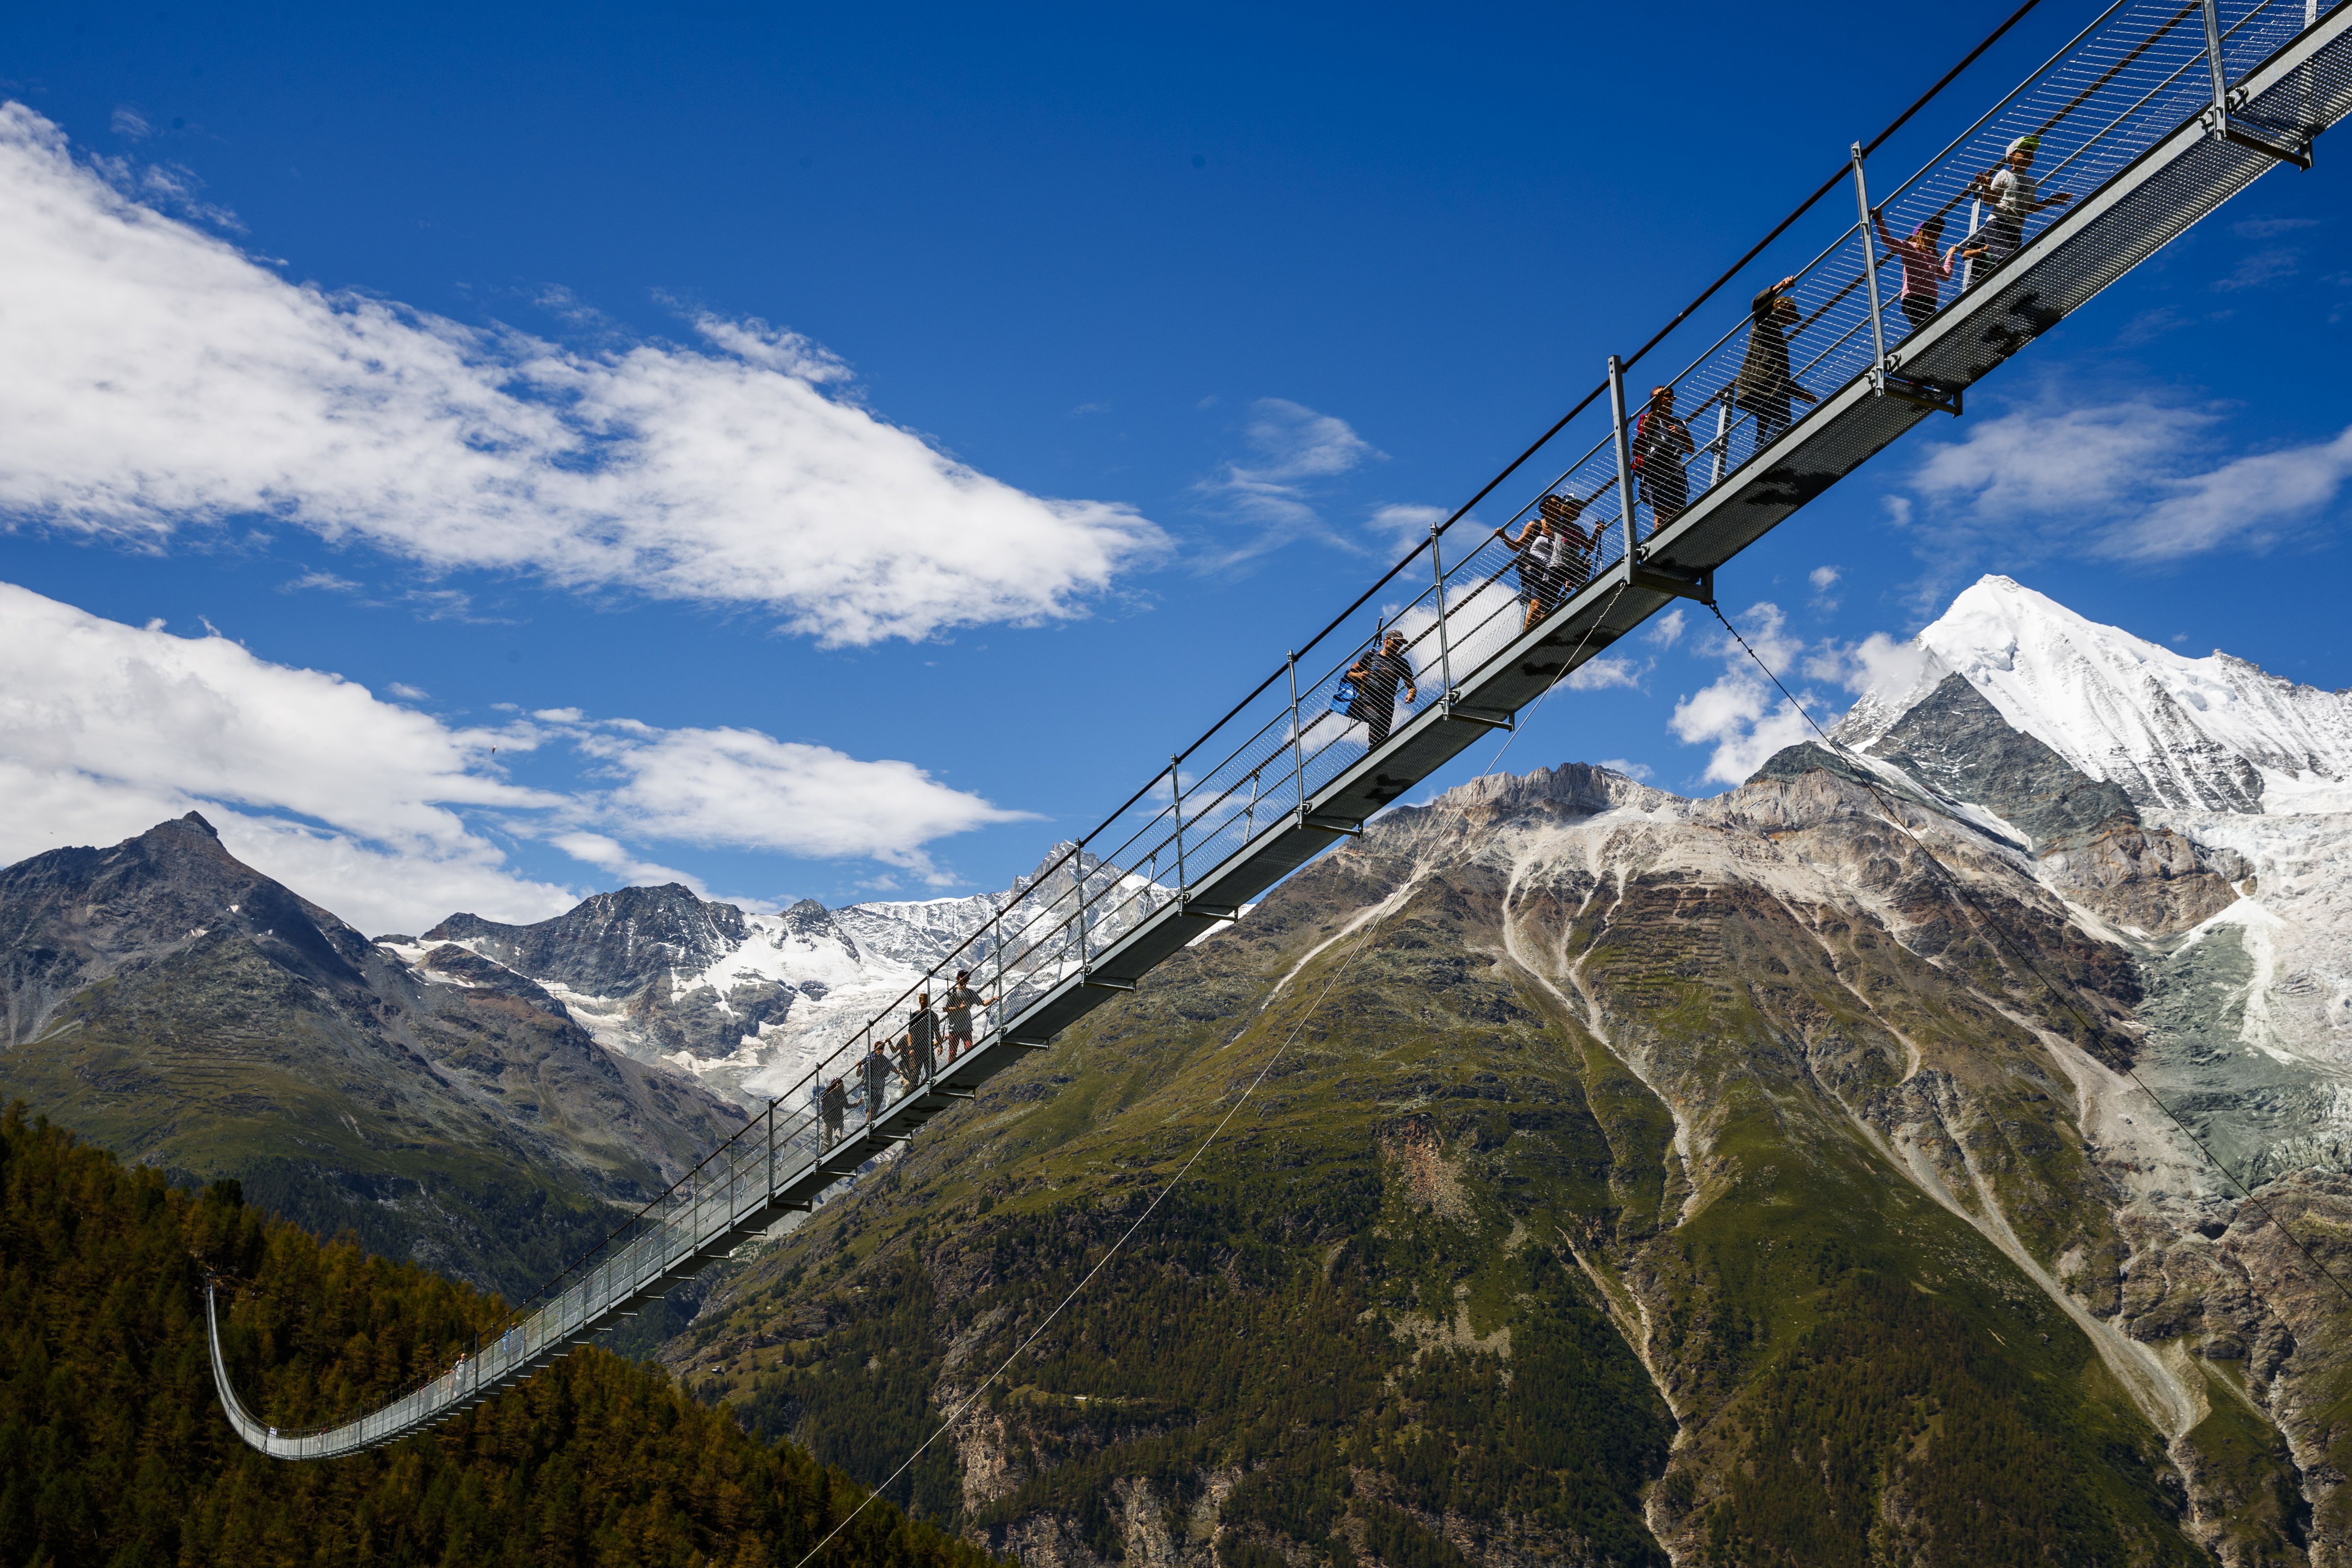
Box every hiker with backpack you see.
[1344,630,1418,749]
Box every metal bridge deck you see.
[211,0,2352,1459]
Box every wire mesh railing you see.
[216,0,2340,1448]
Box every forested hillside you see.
[0,1101,995,1568]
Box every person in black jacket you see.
[1734,276,1819,456]
[1345,631,1418,749]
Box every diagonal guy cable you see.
[1476,578,1634,782]
[1708,599,2352,1309]
[789,887,1404,1568]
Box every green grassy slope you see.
[669,780,2332,1564]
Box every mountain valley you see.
[6,575,2352,1564]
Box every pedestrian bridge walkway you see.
[212,0,2352,1458]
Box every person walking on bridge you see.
[1345,630,1418,749]
[1632,386,1695,533]
[1970,134,2072,273]
[820,1075,846,1149]
[898,992,938,1086]
[1505,493,1599,630]
[942,969,993,1063]
[1735,277,1818,457]
[861,1038,894,1119]
[1872,206,1979,333]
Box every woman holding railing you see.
[1871,205,1981,333]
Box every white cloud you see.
[1233,399,1374,484]
[547,832,708,893]
[1369,503,1446,552]
[1645,606,1687,648]
[1808,565,1840,590]
[2234,217,2318,238]
[560,721,1036,885]
[1200,398,1381,561]
[2097,424,2352,561]
[0,104,1163,647]
[110,107,150,140]
[1595,758,1655,781]
[1566,656,1647,692]
[1908,401,2214,521]
[385,682,430,701]
[0,579,1032,930]
[1666,602,1832,786]
[2213,248,2300,291]
[1893,397,2352,585]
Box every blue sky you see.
[0,0,2345,933]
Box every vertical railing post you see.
[1288,653,1306,820]
[990,906,1006,1032]
[1710,388,1731,489]
[2201,0,2232,138]
[1851,142,1887,383]
[861,1024,875,1132]
[1962,196,1983,291]
[1170,756,1186,895]
[1429,525,1453,706]
[766,1099,776,1199]
[1607,355,1639,563]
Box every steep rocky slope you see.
[0,814,744,1295]
[423,849,1162,1107]
[665,756,2352,1564]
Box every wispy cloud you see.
[1567,656,1649,692]
[0,104,1162,647]
[1198,398,1381,563]
[2233,216,2318,238]
[2214,247,2300,292]
[281,569,361,593]
[554,718,1036,885]
[1667,602,1843,786]
[1907,400,2214,521]
[0,578,1033,930]
[1368,503,1446,552]
[2101,424,2352,561]
[1886,394,2352,600]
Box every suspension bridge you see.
[210,0,2351,1458]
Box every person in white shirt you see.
[1970,134,2072,273]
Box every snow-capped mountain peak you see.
[1839,575,2352,815]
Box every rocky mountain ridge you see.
[417,846,1168,1107]
[0,813,745,1295]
